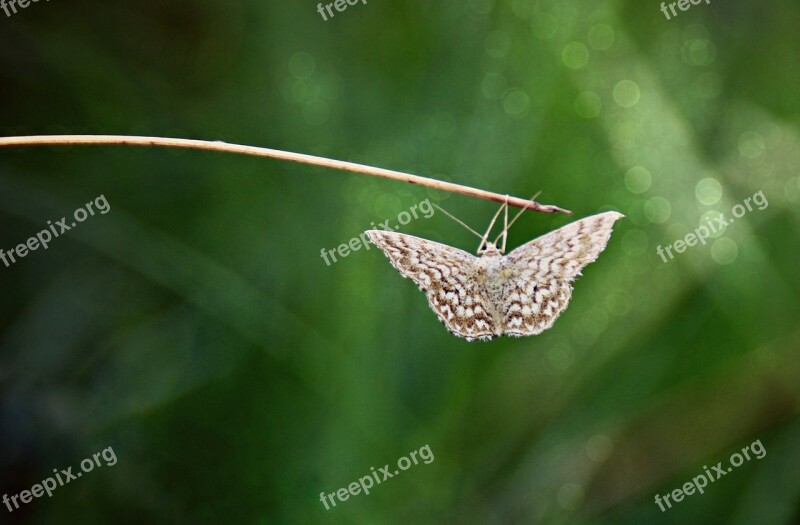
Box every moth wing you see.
[500,211,623,336]
[367,230,499,341]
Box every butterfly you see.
[366,198,623,341]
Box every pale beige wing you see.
[500,211,623,336]
[366,230,499,341]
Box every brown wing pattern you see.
[366,230,499,341]
[500,211,623,336]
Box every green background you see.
[1,0,799,523]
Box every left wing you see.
[366,230,500,341]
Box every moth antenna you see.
[500,197,509,253]
[478,197,508,253]
[493,191,542,246]
[432,203,484,240]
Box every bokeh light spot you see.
[374,193,403,218]
[511,0,539,19]
[606,290,633,316]
[644,197,671,223]
[431,112,456,138]
[695,178,723,205]
[785,176,800,203]
[547,343,574,372]
[503,89,531,118]
[481,73,508,100]
[613,80,640,108]
[738,131,766,159]
[575,92,602,118]
[303,99,329,126]
[532,13,558,40]
[711,237,738,264]
[682,39,716,66]
[562,42,589,69]
[288,52,315,79]
[622,229,648,256]
[700,211,728,238]
[625,166,652,194]
[588,24,615,50]
[468,0,494,15]
[485,31,511,57]
[586,435,613,462]
[696,72,722,99]
[557,483,584,511]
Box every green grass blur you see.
[1,0,799,523]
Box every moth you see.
[366,199,623,341]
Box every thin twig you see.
[0,135,571,214]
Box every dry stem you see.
[0,135,571,214]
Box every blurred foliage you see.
[1,0,799,523]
